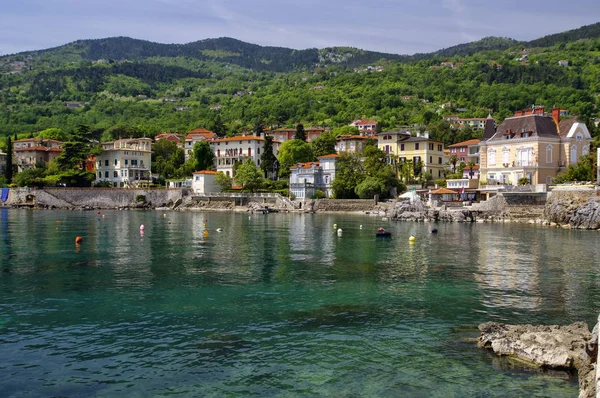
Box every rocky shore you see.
[478,321,598,398]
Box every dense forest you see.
[1,22,600,149]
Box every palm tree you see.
[449,154,459,173]
[467,161,476,179]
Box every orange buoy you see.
[97,210,100,215]
[75,236,83,244]
[168,221,171,224]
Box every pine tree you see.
[295,123,306,141]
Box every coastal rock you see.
[569,199,600,230]
[544,191,595,225]
[478,322,597,397]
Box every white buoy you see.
[333,223,338,229]
[216,228,223,232]
[337,228,343,236]
[140,224,145,231]
[359,225,363,229]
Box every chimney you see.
[524,108,533,116]
[514,110,524,117]
[552,107,560,125]
[424,131,430,139]
[534,106,544,115]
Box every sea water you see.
[1,208,599,397]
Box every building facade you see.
[13,138,63,172]
[270,127,328,143]
[192,170,218,194]
[184,129,218,161]
[335,135,371,153]
[289,154,338,199]
[448,139,481,164]
[479,107,591,185]
[378,130,446,179]
[349,119,378,134]
[210,135,277,177]
[95,138,153,187]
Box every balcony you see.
[515,161,535,167]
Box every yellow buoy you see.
[203,229,209,236]
[409,235,416,242]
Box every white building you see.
[95,138,152,187]
[210,135,278,177]
[289,154,338,199]
[335,135,371,153]
[184,129,218,161]
[192,170,218,194]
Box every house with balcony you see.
[13,138,63,172]
[349,119,378,134]
[378,129,446,179]
[95,138,152,187]
[184,128,218,161]
[335,134,371,153]
[448,139,481,164]
[479,107,591,186]
[289,154,338,199]
[210,134,278,177]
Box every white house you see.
[95,138,152,187]
[184,129,218,161]
[289,154,338,199]
[192,170,218,194]
[335,135,371,153]
[350,119,378,134]
[210,134,278,177]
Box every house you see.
[85,155,96,173]
[440,62,454,68]
[479,107,592,186]
[210,134,278,177]
[209,104,222,110]
[13,138,63,172]
[155,133,184,148]
[289,154,338,199]
[558,60,569,67]
[444,115,489,130]
[184,129,218,161]
[350,119,378,134]
[335,135,371,153]
[378,129,446,179]
[65,101,84,109]
[448,139,481,164]
[270,127,329,143]
[95,138,152,187]
[192,170,218,194]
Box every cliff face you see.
[544,191,600,229]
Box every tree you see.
[295,123,306,141]
[553,154,596,183]
[5,137,13,184]
[215,171,232,191]
[449,154,459,173]
[254,119,265,136]
[466,161,476,179]
[310,130,337,158]
[277,139,314,178]
[331,153,364,199]
[193,141,215,171]
[37,128,69,141]
[355,177,387,199]
[234,158,263,192]
[260,135,278,178]
[152,139,185,179]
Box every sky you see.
[1,0,600,56]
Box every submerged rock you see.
[478,322,597,398]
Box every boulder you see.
[569,199,600,230]
[478,322,597,398]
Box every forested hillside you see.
[1,22,600,148]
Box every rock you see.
[569,199,600,230]
[478,322,596,397]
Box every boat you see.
[376,229,392,237]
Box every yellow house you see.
[378,129,445,179]
[479,107,591,185]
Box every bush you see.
[313,190,326,199]
[518,177,530,186]
[434,179,447,187]
[136,195,146,203]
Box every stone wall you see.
[310,199,377,212]
[4,188,184,209]
[501,192,548,206]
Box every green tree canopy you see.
[215,171,232,191]
[277,139,314,178]
[331,153,364,199]
[234,158,263,192]
[260,135,278,178]
[310,131,337,158]
[192,140,216,171]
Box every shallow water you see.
[1,208,599,396]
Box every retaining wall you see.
[312,199,376,212]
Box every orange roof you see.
[192,170,217,175]
[290,162,320,169]
[211,136,264,143]
[15,146,62,152]
[430,188,458,195]
[317,154,340,159]
[448,139,480,147]
[353,119,377,125]
[188,128,214,134]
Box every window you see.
[438,144,442,151]
[488,149,496,166]
[248,148,251,157]
[125,159,128,165]
[438,157,442,164]
[114,159,117,166]
[114,171,118,178]
[415,143,420,150]
[570,145,577,164]
[576,133,583,141]
[502,148,510,164]
[400,144,405,151]
[582,146,589,156]
[98,172,102,178]
[104,171,109,178]
[429,143,434,150]
[546,145,553,163]
[429,156,432,163]
[105,159,109,167]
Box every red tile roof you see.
[448,139,480,147]
[211,136,265,143]
[317,154,340,159]
[336,135,370,140]
[353,119,377,126]
[192,170,217,175]
[290,162,320,169]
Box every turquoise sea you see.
[1,208,599,397]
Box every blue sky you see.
[1,0,599,55]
